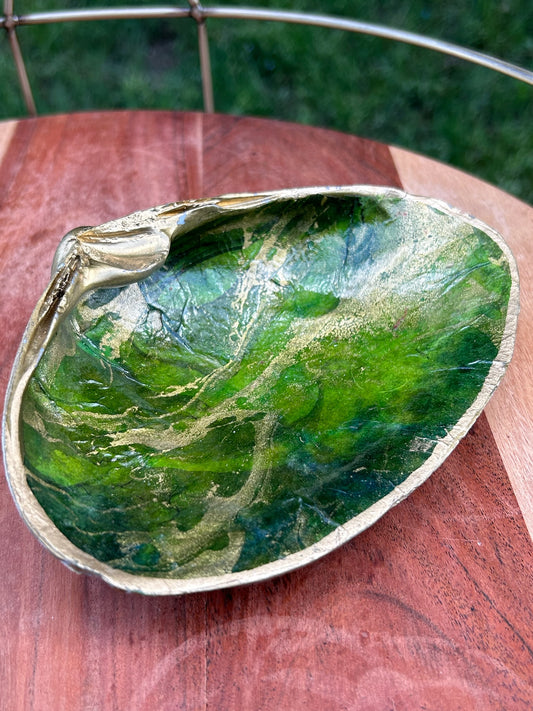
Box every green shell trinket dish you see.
[3,186,519,595]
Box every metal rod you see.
[3,0,37,114]
[201,7,533,86]
[197,20,214,113]
[3,5,529,85]
[2,6,191,25]
[6,27,36,115]
[188,2,214,113]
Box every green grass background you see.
[1,0,532,202]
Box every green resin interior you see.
[21,194,512,578]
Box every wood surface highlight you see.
[0,120,16,167]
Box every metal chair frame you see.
[2,0,533,117]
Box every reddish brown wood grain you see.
[1,112,532,711]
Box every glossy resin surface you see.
[6,187,518,593]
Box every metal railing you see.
[2,0,533,117]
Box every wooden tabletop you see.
[1,111,532,710]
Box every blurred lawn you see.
[1,0,532,202]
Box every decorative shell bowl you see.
[2,186,519,594]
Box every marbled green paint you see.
[21,195,512,578]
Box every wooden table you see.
[1,111,532,711]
